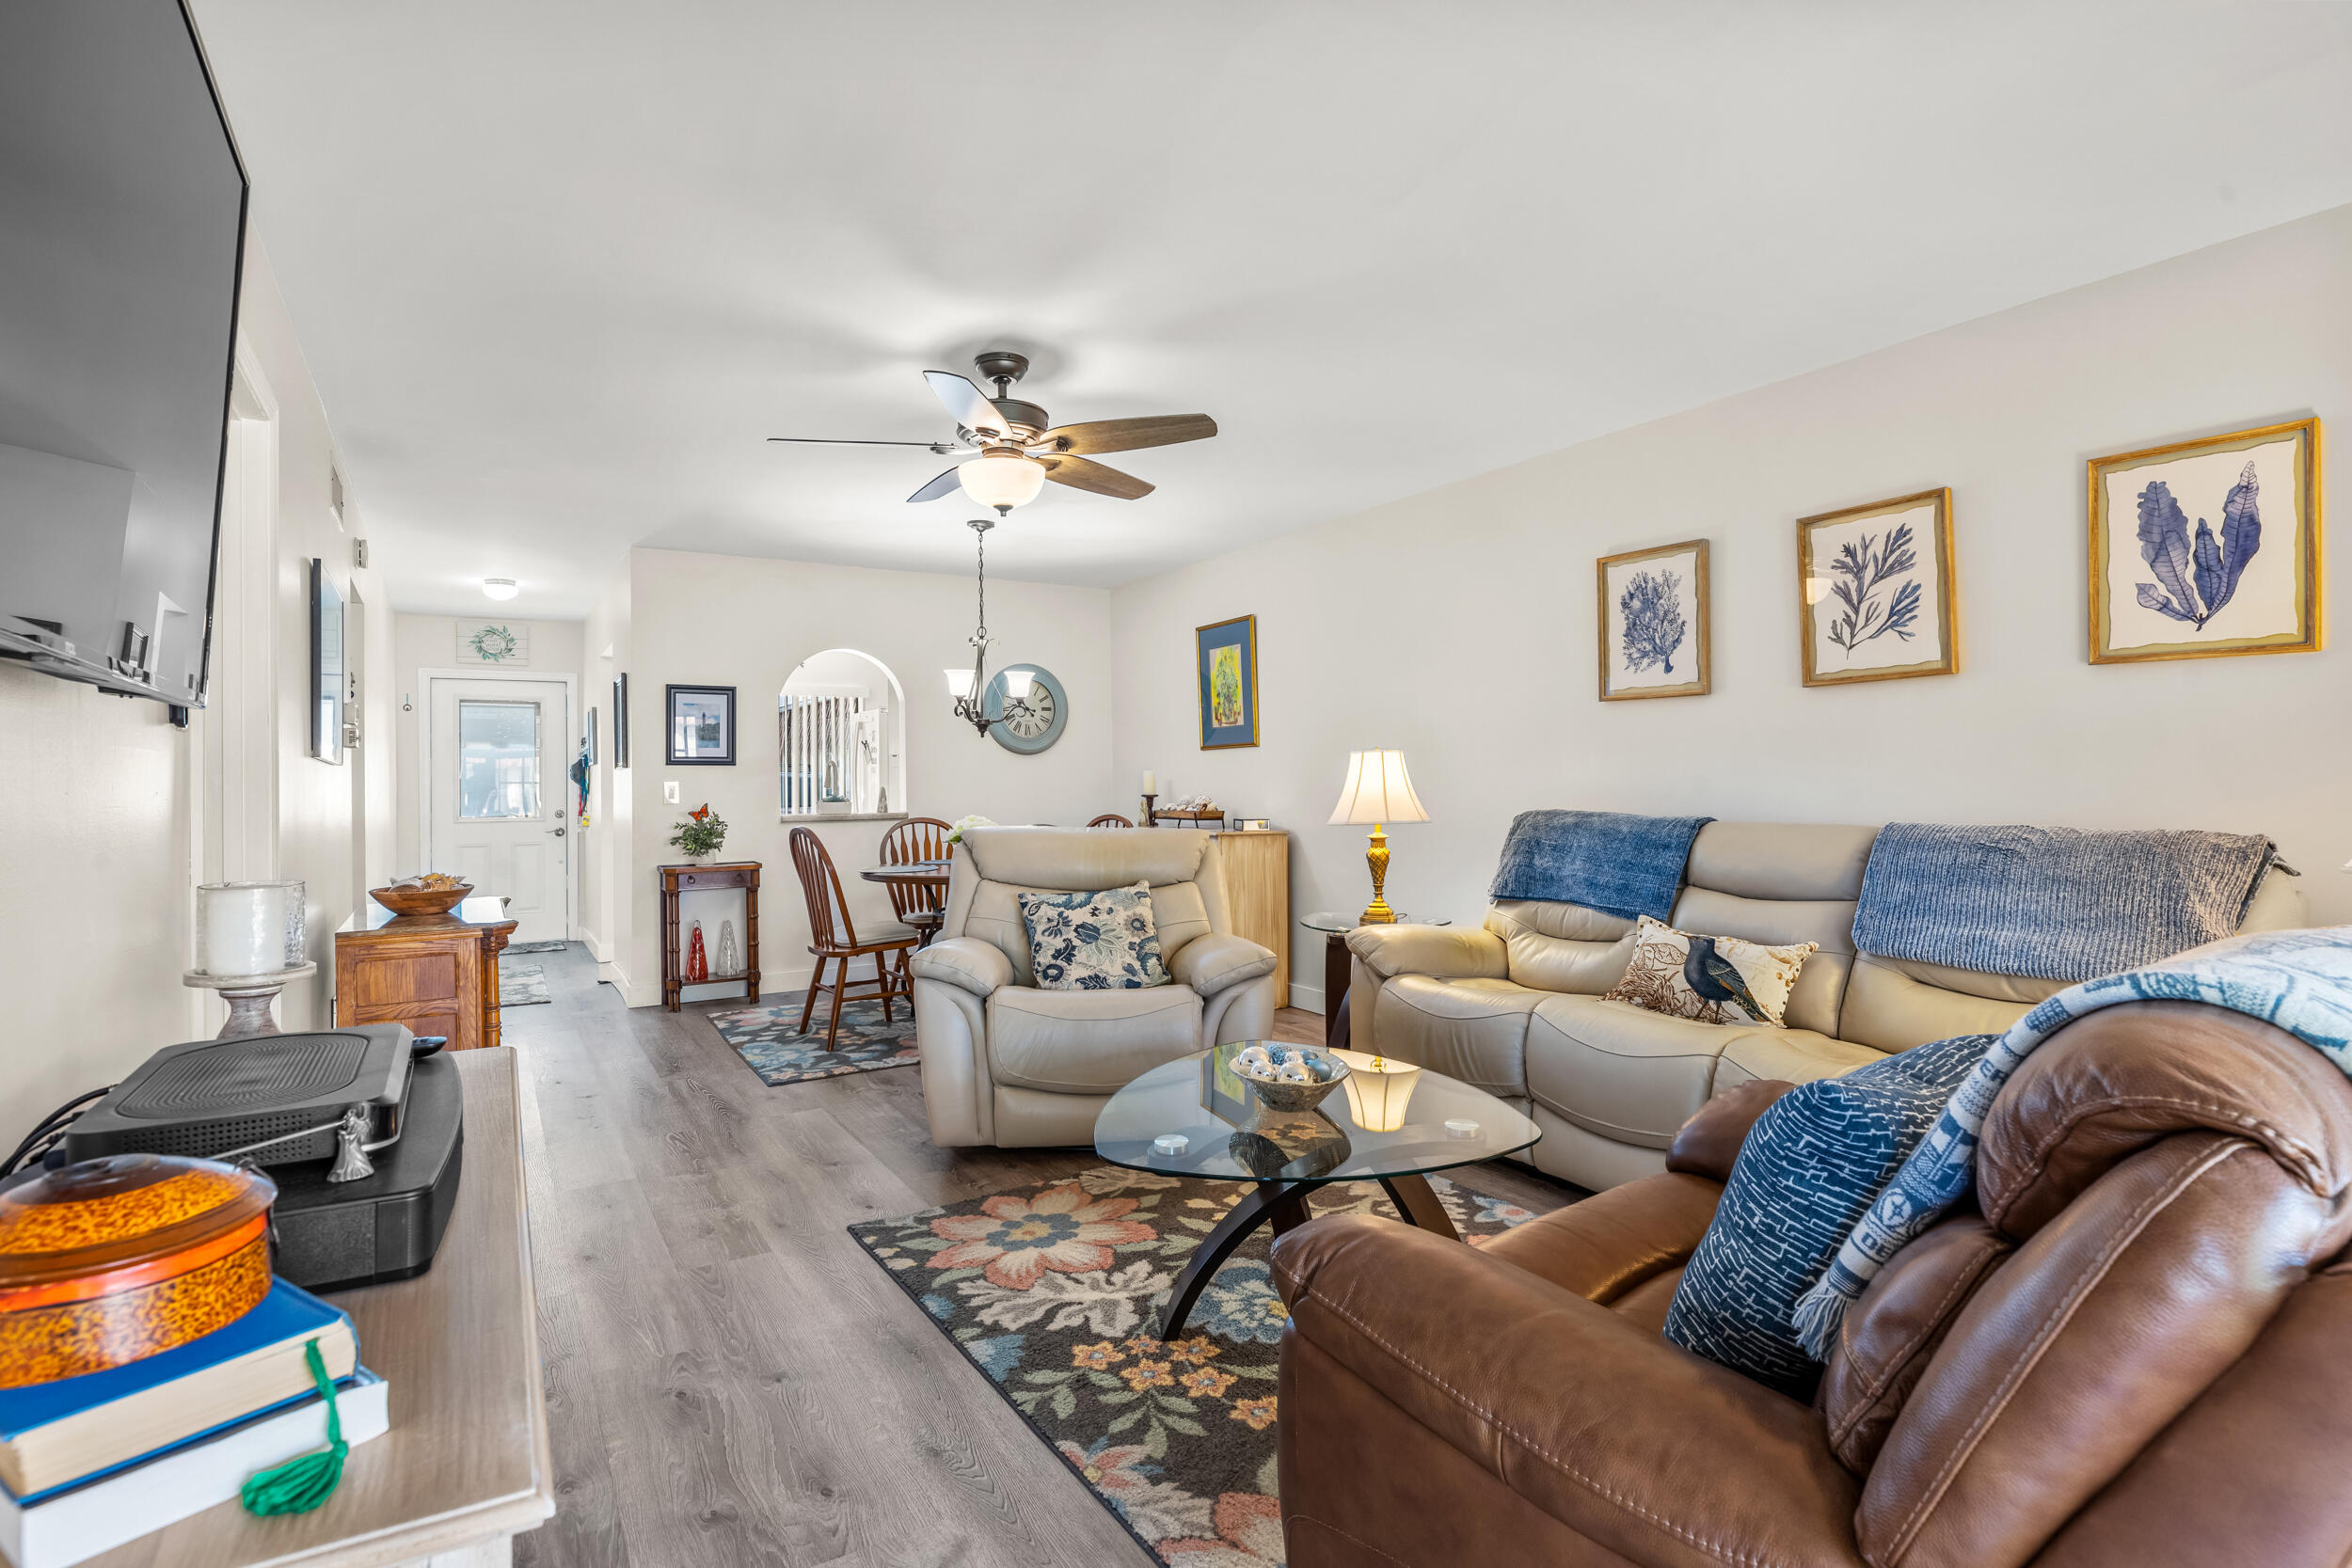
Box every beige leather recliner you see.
[910,828,1281,1148]
[1347,820,2307,1191]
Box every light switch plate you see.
[664,780,680,804]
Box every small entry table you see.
[1094,1042,1539,1339]
[660,860,761,1010]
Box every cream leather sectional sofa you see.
[1346,820,2305,1191]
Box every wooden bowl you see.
[370,880,472,918]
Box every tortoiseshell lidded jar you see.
[0,1154,276,1388]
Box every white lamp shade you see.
[1327,750,1430,826]
[1334,1049,1422,1132]
[958,454,1045,511]
[1001,670,1036,699]
[944,667,976,697]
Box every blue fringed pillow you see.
[1661,1032,1995,1394]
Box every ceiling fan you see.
[768,350,1216,514]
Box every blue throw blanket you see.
[1488,810,1713,923]
[1849,822,2280,981]
[1792,926,2352,1358]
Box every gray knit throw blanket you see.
[1848,822,2280,982]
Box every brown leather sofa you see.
[1269,999,2352,1567]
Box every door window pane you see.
[459,701,540,819]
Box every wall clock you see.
[984,663,1067,754]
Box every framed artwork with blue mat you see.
[709,991,921,1085]
[1196,614,1258,750]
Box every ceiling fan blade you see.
[906,467,967,504]
[768,436,965,451]
[1032,414,1216,456]
[923,371,1009,439]
[1040,454,1153,500]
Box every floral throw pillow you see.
[1017,881,1170,990]
[1601,914,1817,1026]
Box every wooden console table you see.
[660,860,762,1011]
[90,1047,553,1567]
[334,895,517,1050]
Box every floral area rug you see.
[498,960,550,1007]
[850,1166,1549,1565]
[707,991,921,1085]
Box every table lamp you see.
[1327,750,1429,925]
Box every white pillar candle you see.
[1142,769,1156,794]
[198,882,293,977]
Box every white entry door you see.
[429,677,571,943]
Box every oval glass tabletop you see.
[1094,1042,1539,1185]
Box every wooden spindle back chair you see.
[1087,814,1134,828]
[877,816,952,943]
[787,827,917,1050]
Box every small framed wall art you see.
[2089,418,2321,665]
[1797,487,1958,687]
[665,683,737,765]
[1197,614,1260,749]
[1597,539,1709,700]
[457,619,530,664]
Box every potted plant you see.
[669,802,728,863]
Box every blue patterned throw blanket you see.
[1791,927,2352,1358]
[1487,810,1713,923]
[1849,822,2280,981]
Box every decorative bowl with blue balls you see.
[1230,1042,1351,1114]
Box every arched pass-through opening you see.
[780,648,906,817]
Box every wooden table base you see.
[1155,1171,1457,1340]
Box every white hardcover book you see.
[0,1373,388,1568]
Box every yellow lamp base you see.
[1359,824,1396,925]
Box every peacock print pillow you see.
[1017,881,1170,990]
[1602,914,1816,1026]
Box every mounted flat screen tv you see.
[0,1,248,712]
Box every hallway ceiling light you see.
[483,578,519,600]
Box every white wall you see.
[1111,203,2352,1012]
[3,238,386,1144]
[620,547,1119,1004]
[389,612,587,877]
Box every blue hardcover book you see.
[0,1280,357,1500]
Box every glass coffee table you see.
[1094,1042,1540,1339]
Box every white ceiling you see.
[189,0,2352,617]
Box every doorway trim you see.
[415,666,580,942]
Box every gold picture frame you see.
[2089,418,2321,665]
[1597,539,1709,701]
[1196,613,1260,749]
[1797,488,1959,687]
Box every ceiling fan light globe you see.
[958,453,1044,512]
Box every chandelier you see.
[943,518,1041,737]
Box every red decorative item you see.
[687,921,708,983]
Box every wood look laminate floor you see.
[507,945,1580,1568]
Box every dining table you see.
[860,860,951,945]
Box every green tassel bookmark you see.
[240,1339,348,1516]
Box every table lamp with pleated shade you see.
[1327,750,1430,925]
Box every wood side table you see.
[335,895,517,1050]
[1299,911,1451,1052]
[660,860,762,1011]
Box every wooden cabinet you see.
[335,895,517,1050]
[1208,830,1290,1006]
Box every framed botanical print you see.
[665,683,737,765]
[1797,488,1958,686]
[1196,614,1260,748]
[1597,540,1709,700]
[2090,418,2321,664]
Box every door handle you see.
[549,826,566,837]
